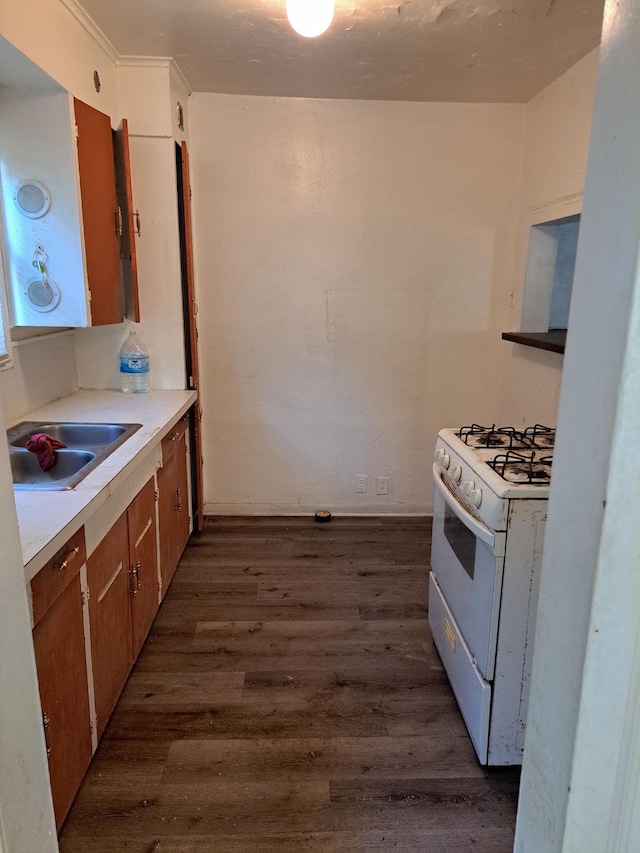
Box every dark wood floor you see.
[59,516,520,853]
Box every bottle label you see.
[120,356,149,374]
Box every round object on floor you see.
[314,510,332,523]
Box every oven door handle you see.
[432,464,495,548]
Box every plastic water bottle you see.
[119,331,150,393]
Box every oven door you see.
[430,464,506,680]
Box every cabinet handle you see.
[54,546,80,572]
[129,561,141,596]
[168,431,178,442]
[42,711,52,757]
[175,487,182,512]
[134,209,141,236]
[115,206,123,237]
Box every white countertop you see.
[11,389,197,581]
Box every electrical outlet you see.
[356,474,368,493]
[376,476,389,495]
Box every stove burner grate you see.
[522,424,556,449]
[457,423,556,451]
[457,424,522,449]
[487,450,553,485]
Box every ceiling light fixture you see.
[286,0,334,38]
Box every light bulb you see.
[286,0,334,38]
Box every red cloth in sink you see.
[25,433,67,472]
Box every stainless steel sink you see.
[10,448,96,490]
[9,422,130,449]
[7,421,142,491]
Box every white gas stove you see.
[429,424,554,765]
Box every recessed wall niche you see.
[520,213,581,333]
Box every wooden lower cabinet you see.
[32,476,161,831]
[128,477,159,657]
[31,531,92,831]
[30,428,189,830]
[87,513,132,739]
[158,416,190,597]
[88,477,159,734]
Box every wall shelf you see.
[502,330,566,354]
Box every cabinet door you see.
[158,419,190,597]
[32,575,92,830]
[174,427,190,560]
[128,478,159,658]
[177,144,204,532]
[87,512,132,739]
[157,448,177,597]
[113,118,140,321]
[74,97,123,325]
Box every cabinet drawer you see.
[428,571,491,764]
[161,415,188,463]
[31,528,86,626]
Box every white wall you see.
[499,50,599,427]
[0,331,78,425]
[0,389,57,852]
[190,94,524,514]
[515,0,640,847]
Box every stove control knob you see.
[460,479,475,497]
[468,487,483,508]
[435,448,450,470]
[450,466,462,484]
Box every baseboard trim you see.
[202,507,431,518]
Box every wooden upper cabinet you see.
[113,118,140,321]
[1,88,138,328]
[74,97,123,325]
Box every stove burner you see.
[457,424,522,449]
[522,424,556,449]
[487,450,553,485]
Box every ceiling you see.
[74,0,605,103]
